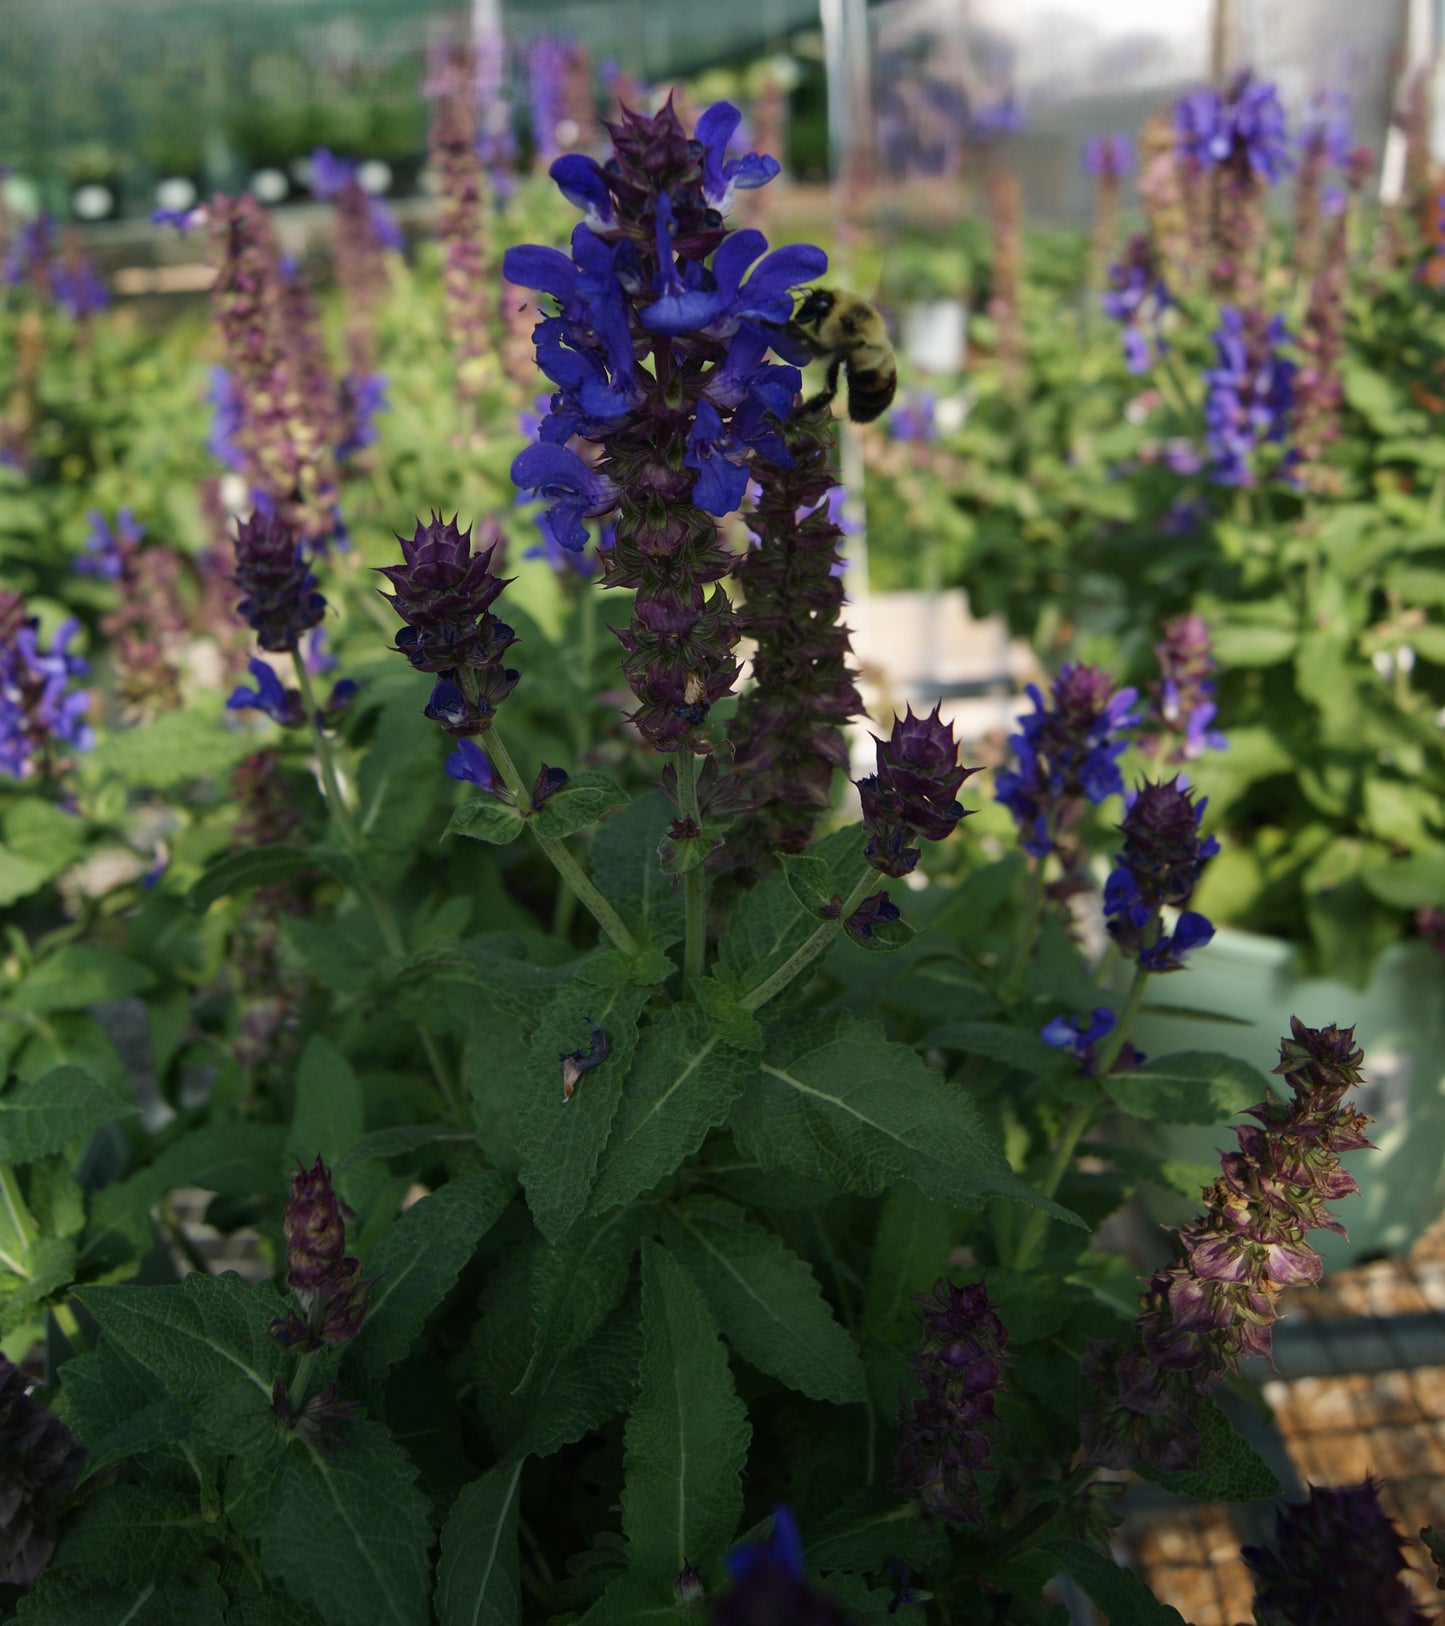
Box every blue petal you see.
[639,289,724,334]
[502,245,578,304]
[709,229,768,301]
[445,737,496,790]
[549,154,613,223]
[512,441,601,500]
[726,152,781,191]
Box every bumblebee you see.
[783,288,898,424]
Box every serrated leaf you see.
[514,1203,650,1397]
[76,1272,282,1416]
[921,1021,1070,1074]
[284,1035,364,1177]
[731,1019,1084,1224]
[531,770,630,839]
[1043,1539,1187,1625]
[575,1575,685,1623]
[1102,1050,1272,1124]
[515,980,651,1240]
[664,1197,865,1404]
[863,1185,955,1342]
[240,1420,433,1626]
[779,853,836,914]
[434,1462,523,1626]
[622,1242,750,1581]
[589,794,685,944]
[7,945,155,1013]
[186,844,314,913]
[0,1066,134,1163]
[331,1125,477,1177]
[1137,1398,1282,1502]
[587,1006,748,1218]
[17,1565,229,1624]
[52,1484,210,1587]
[443,795,526,845]
[90,706,254,788]
[0,1236,76,1332]
[348,1171,512,1384]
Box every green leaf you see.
[51,1484,210,1587]
[76,1273,282,1420]
[0,1066,133,1164]
[531,770,630,839]
[622,1242,750,1581]
[574,1576,685,1624]
[357,701,447,881]
[1101,1050,1272,1125]
[863,1184,956,1342]
[285,1035,365,1172]
[90,705,254,788]
[349,1171,513,1384]
[921,1021,1069,1075]
[443,795,526,846]
[1360,850,1445,909]
[186,844,314,913]
[589,794,685,944]
[1042,1539,1187,1625]
[7,945,154,1013]
[780,853,837,915]
[663,1196,865,1404]
[241,1420,433,1626]
[435,1462,523,1626]
[515,980,652,1240]
[0,800,85,903]
[731,1019,1084,1223]
[587,1006,748,1218]
[1137,1399,1282,1502]
[0,1236,76,1332]
[331,1124,477,1177]
[18,1565,229,1625]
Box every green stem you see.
[740,869,876,1013]
[291,654,461,1120]
[1004,857,1048,998]
[51,1299,90,1356]
[0,1166,38,1268]
[286,1348,319,1412]
[1011,964,1151,1271]
[675,752,706,981]
[486,726,639,957]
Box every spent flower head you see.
[231,508,327,655]
[270,1156,372,1351]
[0,1354,86,1589]
[856,705,979,878]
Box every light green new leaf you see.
[7,946,154,1014]
[434,1462,523,1626]
[349,1171,513,1384]
[1137,1400,1282,1502]
[89,705,254,788]
[587,1006,747,1218]
[0,1066,134,1164]
[731,1020,1084,1224]
[1043,1539,1188,1625]
[1101,1050,1272,1125]
[244,1421,433,1626]
[515,980,651,1240]
[663,1197,865,1404]
[622,1242,750,1583]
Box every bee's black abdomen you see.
[845,367,898,424]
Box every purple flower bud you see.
[0,1354,86,1589]
[894,1278,1009,1527]
[856,706,979,879]
[1244,1478,1430,1626]
[844,890,901,943]
[379,512,513,674]
[230,510,327,654]
[1083,132,1134,181]
[445,737,496,790]
[271,1378,360,1457]
[270,1157,373,1352]
[530,763,568,809]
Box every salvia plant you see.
[0,86,1441,1626]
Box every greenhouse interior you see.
[3,0,1445,1620]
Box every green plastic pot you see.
[1127,926,1445,1271]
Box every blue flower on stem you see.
[226,657,305,727]
[1202,306,1297,488]
[640,223,827,339]
[1175,73,1292,182]
[694,100,781,214]
[444,737,496,790]
[207,367,245,471]
[1041,1007,1117,1074]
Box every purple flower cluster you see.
[888,388,937,443]
[719,400,863,882]
[1244,1478,1430,1626]
[230,508,327,655]
[1104,777,1218,971]
[1103,234,1168,374]
[995,664,1139,859]
[0,1353,86,1589]
[1083,1019,1372,1472]
[0,592,93,781]
[380,512,517,738]
[207,195,341,546]
[427,50,491,403]
[270,1156,372,1353]
[711,1507,855,1624]
[75,507,143,581]
[1202,306,1297,487]
[893,1277,1010,1527]
[1083,133,1133,182]
[856,705,978,879]
[1146,614,1227,763]
[2,213,109,319]
[505,97,812,751]
[1174,72,1291,184]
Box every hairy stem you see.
[740,868,875,1013]
[675,750,706,981]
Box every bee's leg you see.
[802,355,843,415]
